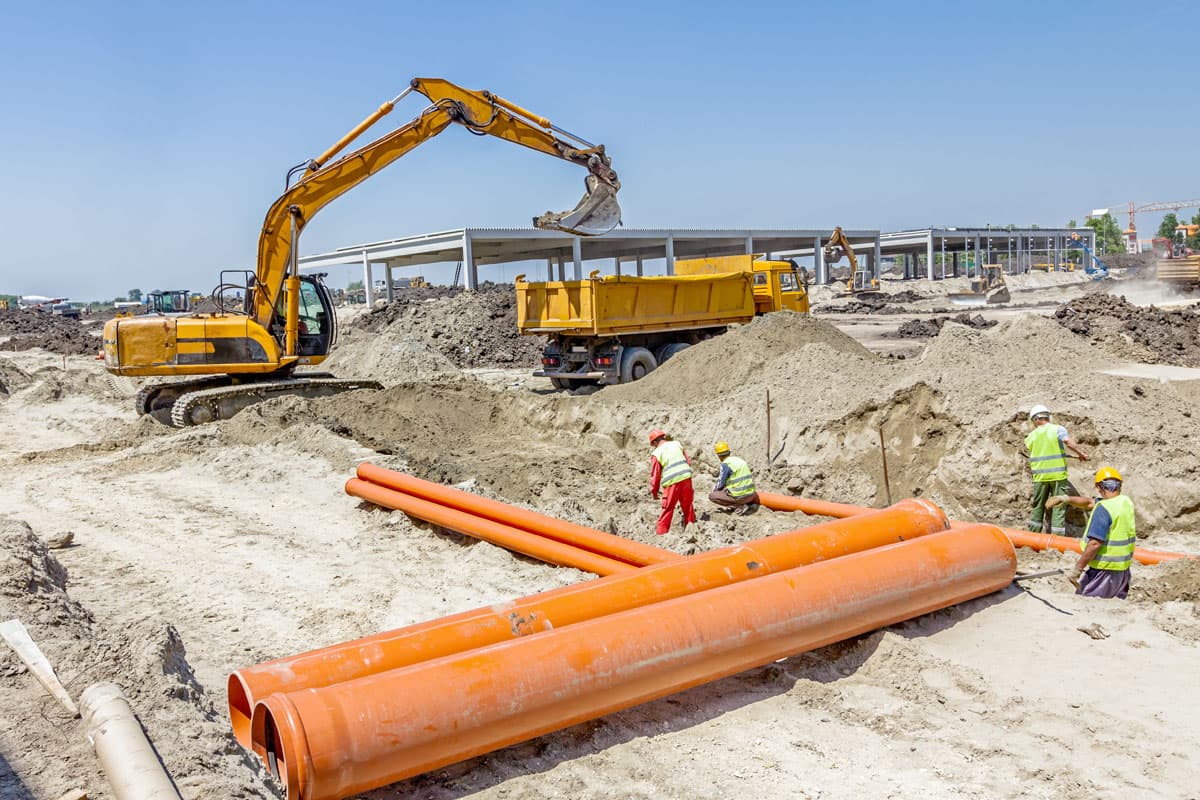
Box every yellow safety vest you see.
[723,455,756,498]
[653,440,693,488]
[1082,494,1136,572]
[1025,424,1068,482]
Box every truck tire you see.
[654,342,689,364]
[619,347,657,383]
[549,377,570,390]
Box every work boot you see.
[735,503,759,517]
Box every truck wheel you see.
[549,377,570,390]
[654,342,689,364]
[619,347,657,383]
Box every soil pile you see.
[345,284,544,371]
[1130,558,1200,604]
[817,289,927,315]
[893,313,998,339]
[0,515,255,798]
[0,309,99,356]
[1054,294,1200,366]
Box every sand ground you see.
[2,270,1199,800]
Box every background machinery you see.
[947,265,1010,307]
[104,78,622,425]
[1066,233,1110,281]
[823,226,876,295]
[1154,224,1200,287]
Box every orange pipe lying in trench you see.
[250,524,1015,800]
[758,492,1194,565]
[228,498,949,750]
[346,478,636,577]
[356,462,676,567]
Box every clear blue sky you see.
[0,0,1195,298]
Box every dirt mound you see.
[1054,294,1200,366]
[0,516,257,798]
[817,289,927,315]
[1130,559,1200,604]
[893,313,998,339]
[346,284,544,370]
[0,309,99,356]
[604,312,876,405]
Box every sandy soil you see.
[2,273,1199,799]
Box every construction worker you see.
[648,429,696,535]
[1024,404,1089,535]
[708,442,760,515]
[1046,466,1134,599]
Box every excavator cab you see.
[270,274,337,358]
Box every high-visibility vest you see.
[1025,424,1068,482]
[653,440,693,488]
[723,455,756,498]
[1082,494,1136,572]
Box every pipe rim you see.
[252,694,306,800]
[227,671,254,748]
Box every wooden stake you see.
[765,388,772,467]
[878,427,892,506]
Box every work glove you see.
[1064,564,1083,588]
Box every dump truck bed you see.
[516,272,755,336]
[1157,256,1200,285]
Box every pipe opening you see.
[251,701,289,787]
[227,673,253,747]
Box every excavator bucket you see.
[533,175,621,236]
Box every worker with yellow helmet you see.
[708,441,760,516]
[1045,466,1135,599]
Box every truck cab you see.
[673,254,809,314]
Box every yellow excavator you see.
[104,78,622,426]
[823,226,878,295]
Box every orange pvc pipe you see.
[759,493,1195,565]
[228,498,948,749]
[356,463,676,567]
[346,478,635,577]
[251,524,1015,799]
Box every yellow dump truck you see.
[516,255,808,388]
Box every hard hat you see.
[714,441,730,456]
[1028,404,1050,420]
[1094,466,1123,484]
[648,429,667,445]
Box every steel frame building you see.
[879,227,1097,280]
[299,227,881,304]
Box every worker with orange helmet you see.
[648,429,696,535]
[708,441,760,516]
[1045,466,1135,599]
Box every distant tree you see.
[1189,212,1200,249]
[128,288,143,302]
[347,280,364,291]
[1158,212,1180,240]
[1085,213,1123,254]
[1030,224,1041,230]
[1067,219,1077,229]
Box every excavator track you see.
[169,377,382,427]
[135,376,238,422]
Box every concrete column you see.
[545,258,554,282]
[636,256,644,277]
[385,266,395,302]
[463,234,478,291]
[926,234,934,280]
[665,235,675,275]
[973,235,981,277]
[572,237,582,280]
[952,251,959,277]
[744,234,754,255]
[814,236,825,284]
[614,257,622,277]
[1054,235,1062,271]
[873,236,882,280]
[362,251,375,306]
[556,255,565,281]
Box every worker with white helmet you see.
[708,441,760,516]
[1024,404,1089,535]
[1045,466,1135,599]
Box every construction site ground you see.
[2,270,1199,799]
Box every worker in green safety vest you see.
[708,441,760,516]
[1045,466,1135,599]
[1023,404,1089,535]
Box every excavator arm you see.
[252,77,622,334]
[822,226,859,275]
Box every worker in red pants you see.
[648,429,696,535]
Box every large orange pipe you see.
[759,492,1194,565]
[356,463,676,567]
[228,498,948,749]
[346,478,635,577]
[251,524,1015,800]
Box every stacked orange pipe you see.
[758,491,1193,565]
[356,463,676,567]
[250,524,1016,800]
[346,477,635,576]
[229,498,949,749]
